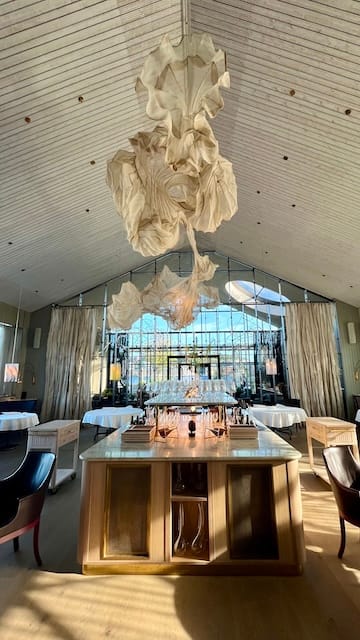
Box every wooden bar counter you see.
[78,426,305,576]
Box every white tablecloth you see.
[82,406,144,429]
[0,411,39,432]
[248,404,307,429]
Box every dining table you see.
[0,411,40,450]
[82,406,144,440]
[0,411,39,432]
[247,404,307,432]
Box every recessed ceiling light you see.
[289,89,296,96]
[90,160,96,165]
[345,108,351,115]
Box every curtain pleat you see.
[285,303,344,417]
[41,308,97,421]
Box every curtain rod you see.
[52,304,107,309]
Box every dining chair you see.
[0,450,56,566]
[352,394,360,412]
[322,446,360,559]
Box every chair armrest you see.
[7,492,44,531]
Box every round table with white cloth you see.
[0,411,39,432]
[248,404,307,430]
[82,406,144,440]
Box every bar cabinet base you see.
[78,430,305,576]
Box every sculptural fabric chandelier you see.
[107,33,238,330]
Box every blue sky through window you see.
[128,303,277,337]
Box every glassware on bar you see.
[173,463,186,493]
[191,503,206,555]
[173,502,187,556]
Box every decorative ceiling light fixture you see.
[107,264,220,331]
[107,33,237,329]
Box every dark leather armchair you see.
[0,450,56,566]
[322,446,360,559]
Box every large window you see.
[64,251,332,403]
[103,304,281,403]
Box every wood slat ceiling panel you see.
[1,0,360,311]
[191,0,360,308]
[0,0,183,310]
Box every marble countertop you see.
[80,426,301,462]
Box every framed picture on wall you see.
[4,363,19,383]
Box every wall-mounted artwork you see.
[4,363,19,383]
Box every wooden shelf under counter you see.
[78,428,305,576]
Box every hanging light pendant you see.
[107,33,238,330]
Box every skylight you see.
[225,281,290,317]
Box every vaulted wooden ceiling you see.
[1,0,360,312]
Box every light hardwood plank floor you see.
[0,426,359,639]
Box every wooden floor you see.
[0,426,359,640]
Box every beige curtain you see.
[285,303,344,417]
[41,307,97,421]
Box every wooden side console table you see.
[27,419,80,492]
[306,417,360,480]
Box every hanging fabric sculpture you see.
[107,33,237,329]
